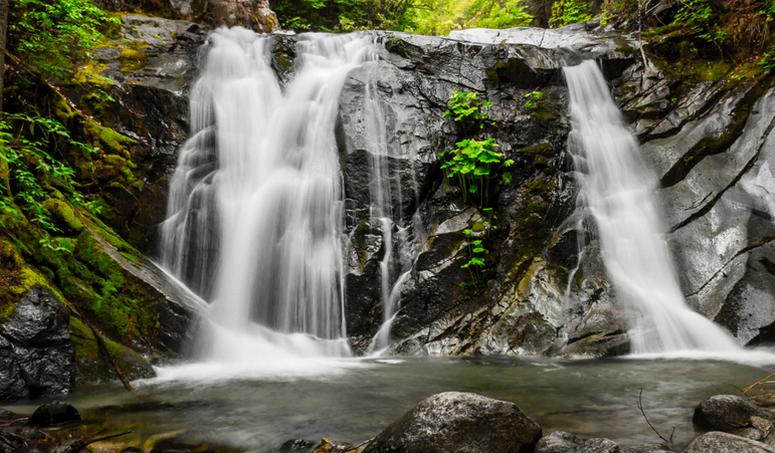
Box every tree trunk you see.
[0,0,9,113]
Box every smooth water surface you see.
[8,358,768,452]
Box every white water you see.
[562,60,746,356]
[159,28,378,373]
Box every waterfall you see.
[563,60,743,355]
[357,64,424,353]
[159,27,378,368]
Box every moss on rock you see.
[118,43,149,73]
[43,198,84,234]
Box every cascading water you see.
[159,27,378,373]
[562,60,743,355]
[357,66,425,353]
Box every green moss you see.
[118,45,148,73]
[43,198,84,233]
[274,53,293,71]
[0,239,54,322]
[72,62,114,88]
[85,119,136,156]
[70,316,154,383]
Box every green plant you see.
[462,227,487,270]
[550,0,593,27]
[522,91,544,110]
[673,0,727,54]
[444,90,492,125]
[459,216,497,284]
[9,0,120,79]
[439,138,514,206]
[0,114,98,232]
[760,45,775,71]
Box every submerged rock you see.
[536,431,672,453]
[281,439,316,451]
[28,402,81,427]
[0,430,28,451]
[0,287,75,400]
[536,431,620,452]
[363,391,542,453]
[684,431,775,453]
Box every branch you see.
[57,430,133,453]
[637,388,673,446]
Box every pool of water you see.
[4,357,771,451]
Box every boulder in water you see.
[363,391,542,453]
[693,394,775,440]
[28,401,81,427]
[684,431,775,453]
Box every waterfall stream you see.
[563,60,744,355]
[159,28,378,371]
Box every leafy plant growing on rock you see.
[439,138,514,207]
[440,91,514,285]
[440,90,513,207]
[0,114,99,233]
[522,91,544,110]
[444,90,493,133]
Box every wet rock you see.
[536,431,620,452]
[684,431,775,453]
[693,395,775,440]
[28,402,81,427]
[536,431,673,453]
[281,439,316,451]
[0,287,75,400]
[314,438,361,453]
[197,0,279,31]
[92,15,206,252]
[363,392,542,453]
[0,430,28,451]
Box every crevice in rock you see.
[685,235,775,298]
[669,115,775,233]
[660,79,767,189]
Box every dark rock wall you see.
[0,287,75,399]
[4,12,769,401]
[94,23,775,359]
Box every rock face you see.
[363,391,542,453]
[336,31,635,356]
[684,431,775,453]
[0,287,75,400]
[70,17,775,360]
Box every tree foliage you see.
[549,0,593,27]
[273,0,533,34]
[271,0,414,31]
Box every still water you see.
[6,357,768,451]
